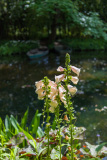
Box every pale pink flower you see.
[49,80,57,88]
[57,66,65,72]
[35,80,44,89]
[55,74,65,83]
[60,96,66,105]
[59,86,66,105]
[48,81,57,99]
[49,86,57,99]
[36,88,46,99]
[35,79,57,100]
[71,76,79,84]
[49,100,58,113]
[67,85,77,95]
[70,66,80,76]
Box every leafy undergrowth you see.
[0,109,107,160]
[62,38,107,51]
[0,40,39,56]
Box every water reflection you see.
[0,52,107,144]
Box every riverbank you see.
[0,38,107,56]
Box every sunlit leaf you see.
[21,108,29,129]
[96,143,107,152]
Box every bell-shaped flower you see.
[71,76,79,84]
[35,79,57,100]
[70,66,80,76]
[49,80,57,88]
[55,74,65,83]
[60,96,66,105]
[49,99,58,113]
[36,88,46,99]
[35,80,44,90]
[59,86,66,105]
[57,66,65,72]
[49,86,57,99]
[67,85,77,95]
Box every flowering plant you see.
[35,53,81,160]
[35,55,80,113]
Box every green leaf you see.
[5,115,11,132]
[19,158,28,160]
[29,110,41,137]
[85,142,98,157]
[5,115,12,138]
[37,126,44,138]
[96,143,107,152]
[10,115,19,134]
[21,108,29,129]
[7,132,25,146]
[17,124,37,151]
[0,118,4,133]
[38,147,47,156]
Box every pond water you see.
[0,51,107,144]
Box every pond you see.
[0,51,107,144]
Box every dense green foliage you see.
[0,40,38,55]
[0,97,106,159]
[0,38,107,56]
[62,38,107,51]
[0,0,107,42]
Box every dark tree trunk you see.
[49,14,57,44]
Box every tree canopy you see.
[0,0,107,42]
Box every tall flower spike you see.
[70,66,80,76]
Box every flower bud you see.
[68,147,71,151]
[65,135,69,140]
[63,115,69,121]
[57,66,65,72]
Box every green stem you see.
[70,115,73,160]
[47,111,50,160]
[57,105,61,160]
[43,78,50,160]
[65,61,74,160]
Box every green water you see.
[0,52,107,144]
